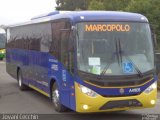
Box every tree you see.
[88,0,105,10]
[88,0,132,11]
[104,0,132,11]
[56,0,89,10]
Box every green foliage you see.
[56,0,89,10]
[88,0,105,10]
[104,0,132,11]
[88,0,132,11]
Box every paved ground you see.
[0,61,160,120]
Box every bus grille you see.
[86,76,152,87]
[99,99,142,110]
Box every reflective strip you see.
[29,84,50,97]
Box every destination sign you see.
[85,24,130,32]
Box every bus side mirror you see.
[152,33,157,49]
[150,25,157,49]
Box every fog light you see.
[83,105,89,110]
[150,100,155,105]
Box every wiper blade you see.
[118,39,143,78]
[124,55,143,78]
[100,63,111,76]
[118,39,123,66]
[100,38,143,78]
[100,38,118,76]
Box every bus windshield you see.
[76,22,154,76]
[0,34,5,49]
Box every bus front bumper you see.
[75,82,157,113]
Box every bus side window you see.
[68,32,74,73]
[60,31,70,68]
[60,20,73,72]
[50,21,63,58]
[50,19,74,73]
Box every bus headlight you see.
[144,82,157,94]
[0,50,5,54]
[78,84,98,97]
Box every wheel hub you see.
[52,89,60,107]
[18,76,22,87]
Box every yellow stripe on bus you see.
[29,84,50,97]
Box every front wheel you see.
[17,70,27,91]
[52,83,68,112]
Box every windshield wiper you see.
[100,38,143,78]
[118,39,143,78]
[100,62,111,76]
[100,38,119,76]
[118,38,123,66]
[123,54,143,78]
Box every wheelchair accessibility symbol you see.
[122,62,134,73]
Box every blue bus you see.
[6,11,157,112]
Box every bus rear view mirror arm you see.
[150,24,157,49]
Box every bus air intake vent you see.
[99,99,142,110]
[87,76,152,87]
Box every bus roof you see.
[8,11,149,28]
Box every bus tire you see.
[52,83,68,112]
[17,69,27,91]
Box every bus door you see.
[51,20,74,107]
